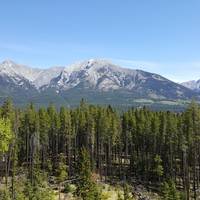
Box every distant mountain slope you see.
[0,60,64,88]
[181,80,200,92]
[47,59,197,100]
[0,59,198,108]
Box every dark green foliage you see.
[76,147,101,200]
[0,118,13,153]
[153,155,163,180]
[0,187,11,200]
[161,180,180,200]
[56,153,68,199]
[1,100,200,199]
[56,153,68,182]
[24,171,55,200]
[63,183,72,193]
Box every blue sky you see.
[0,0,200,82]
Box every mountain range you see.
[0,59,199,109]
[181,80,200,92]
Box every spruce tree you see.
[55,153,67,200]
[76,147,100,200]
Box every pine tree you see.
[0,117,13,187]
[38,108,50,170]
[153,154,163,182]
[56,153,68,200]
[76,147,101,200]
[0,118,13,154]
[59,107,72,174]
[161,180,180,200]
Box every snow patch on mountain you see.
[0,59,199,102]
[0,59,198,102]
[48,59,169,92]
[33,67,64,88]
[181,80,200,91]
[1,60,41,81]
[0,60,64,88]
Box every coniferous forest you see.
[1,99,200,199]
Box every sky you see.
[0,0,200,82]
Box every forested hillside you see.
[0,99,200,199]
